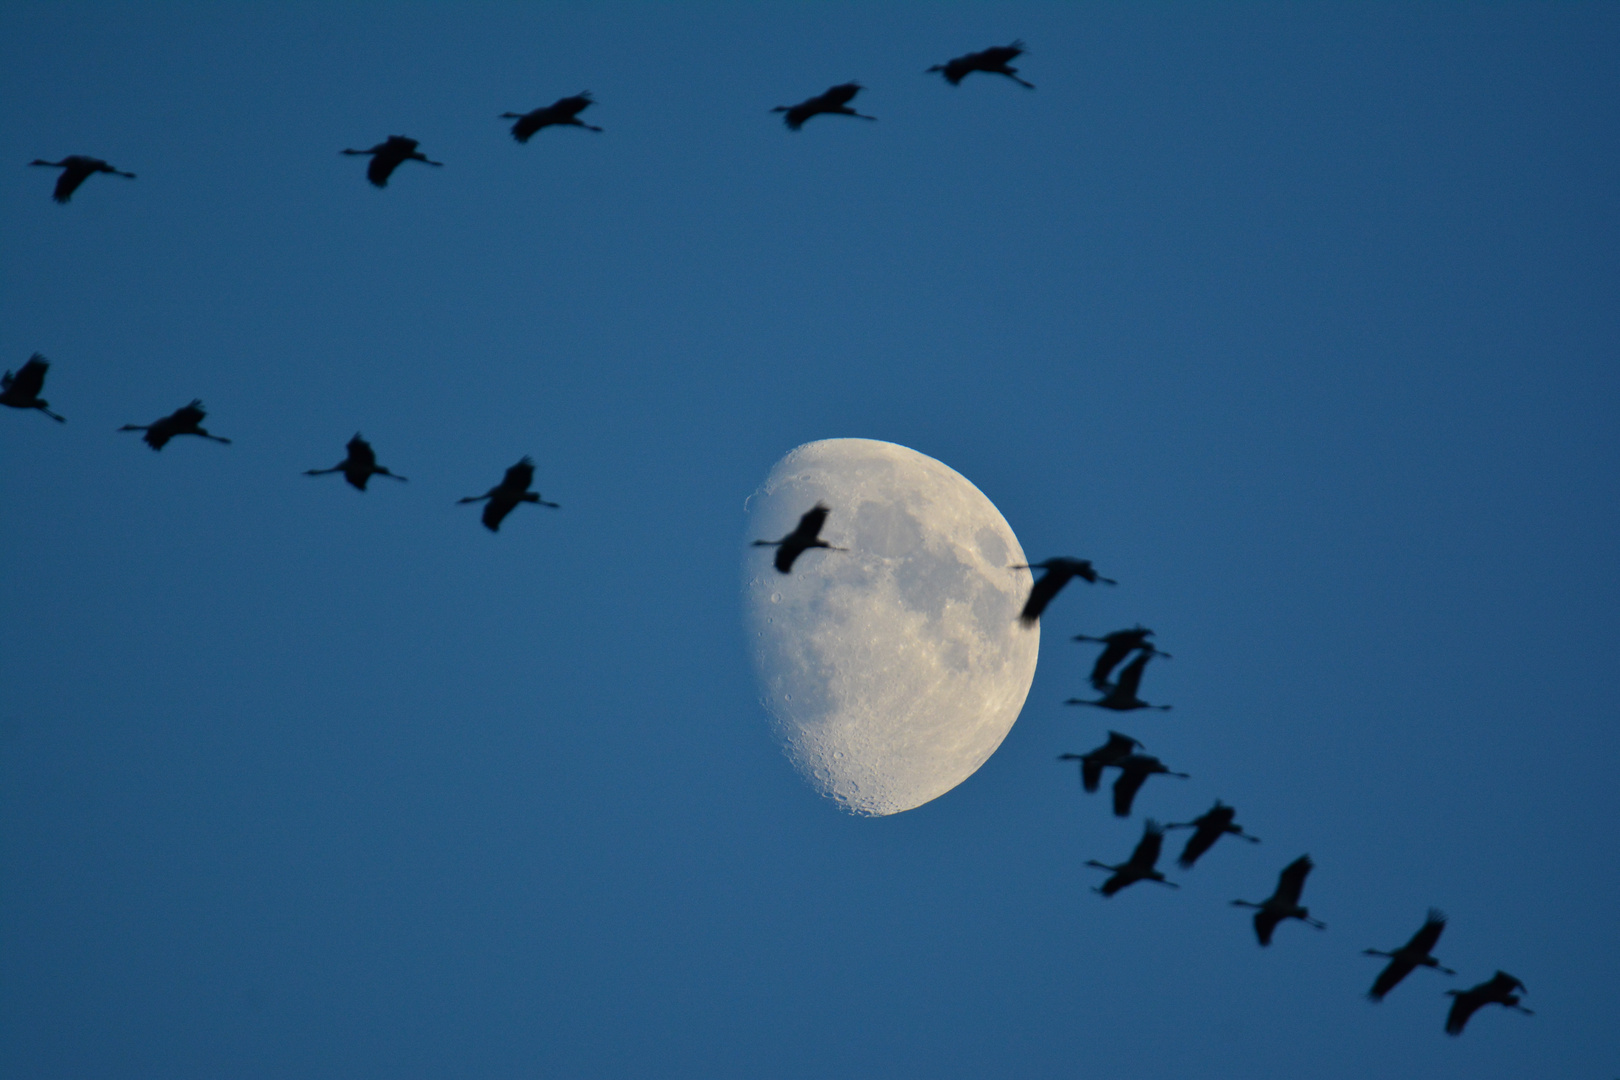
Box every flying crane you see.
[1065,649,1170,712]
[1012,557,1116,625]
[341,136,442,187]
[1,354,65,422]
[1444,971,1532,1035]
[501,93,603,141]
[1232,855,1326,946]
[1057,731,1143,793]
[28,155,135,203]
[459,457,557,532]
[1363,909,1455,1002]
[305,434,407,491]
[1073,626,1169,690]
[772,83,876,130]
[927,41,1035,88]
[753,503,846,573]
[118,401,231,451]
[1086,820,1178,896]
[1164,800,1261,869]
[1109,753,1188,817]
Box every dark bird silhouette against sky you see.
[1445,971,1532,1035]
[772,83,875,130]
[28,155,135,203]
[459,457,557,532]
[1109,753,1188,818]
[1086,819,1178,897]
[501,93,602,141]
[1363,909,1455,1002]
[1011,557,1116,625]
[1,354,65,422]
[1164,800,1260,869]
[1065,649,1170,712]
[1073,626,1169,690]
[927,41,1035,88]
[305,434,407,491]
[341,136,442,187]
[118,400,230,451]
[753,502,846,573]
[1057,730,1142,793]
[1232,855,1326,946]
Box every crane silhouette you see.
[1232,855,1326,945]
[1109,753,1188,817]
[305,434,407,491]
[341,136,442,187]
[118,400,230,451]
[459,457,557,532]
[772,83,875,130]
[1164,800,1260,869]
[1086,820,1178,896]
[1363,909,1455,1002]
[1057,730,1142,793]
[1065,649,1170,712]
[501,93,602,141]
[1,354,65,422]
[1445,971,1532,1035]
[1012,557,1116,625]
[753,503,846,573]
[927,41,1035,88]
[1073,626,1170,689]
[29,156,135,203]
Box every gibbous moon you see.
[743,439,1039,816]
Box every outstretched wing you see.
[1406,910,1446,955]
[1112,767,1148,817]
[1368,957,1413,1001]
[1018,567,1066,624]
[1130,822,1164,868]
[823,82,861,107]
[53,166,90,203]
[503,457,536,491]
[1176,825,1218,869]
[1276,855,1314,906]
[1090,639,1133,688]
[789,503,830,544]
[1114,650,1151,697]
[1445,990,1483,1035]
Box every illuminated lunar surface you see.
[743,439,1039,816]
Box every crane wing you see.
[1276,855,1314,906]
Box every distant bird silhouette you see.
[1445,971,1532,1035]
[501,93,602,141]
[1,354,65,422]
[459,457,557,532]
[341,136,442,187]
[118,400,230,451]
[753,503,846,573]
[29,156,135,203]
[927,41,1035,88]
[1073,626,1170,690]
[1363,909,1455,1002]
[1012,557,1116,625]
[1164,800,1261,869]
[305,434,407,491]
[772,83,875,130]
[1057,730,1142,793]
[1109,753,1188,817]
[1086,820,1178,896]
[1232,855,1325,946]
[1065,649,1170,712]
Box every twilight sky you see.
[2,4,1617,1078]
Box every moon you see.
[742,438,1039,816]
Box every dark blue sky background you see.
[3,3,1616,1077]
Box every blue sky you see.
[2,3,1616,1077]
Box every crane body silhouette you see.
[1,354,65,422]
[459,457,557,531]
[1363,909,1455,1001]
[1087,820,1178,896]
[1109,753,1188,817]
[118,401,230,451]
[773,83,875,130]
[29,156,135,202]
[502,93,602,140]
[1058,731,1142,793]
[341,136,442,187]
[753,503,846,573]
[927,41,1035,88]
[1065,649,1170,712]
[1073,626,1169,690]
[1164,800,1260,868]
[1444,971,1532,1035]
[1012,557,1116,625]
[1233,855,1326,945]
[305,434,407,491]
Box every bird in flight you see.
[118,401,230,451]
[1163,800,1261,869]
[1065,649,1170,712]
[1086,820,1178,896]
[772,83,876,130]
[459,457,557,532]
[1012,557,1116,625]
[1109,752,1188,817]
[1363,909,1455,1002]
[341,136,442,187]
[29,155,135,203]
[1,354,65,422]
[1444,971,1533,1035]
[753,503,846,573]
[1073,626,1169,690]
[1232,855,1326,946]
[927,41,1035,88]
[501,93,603,141]
[305,434,407,491]
[1057,730,1142,793]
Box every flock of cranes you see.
[752,503,1533,1037]
[13,33,1535,1044]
